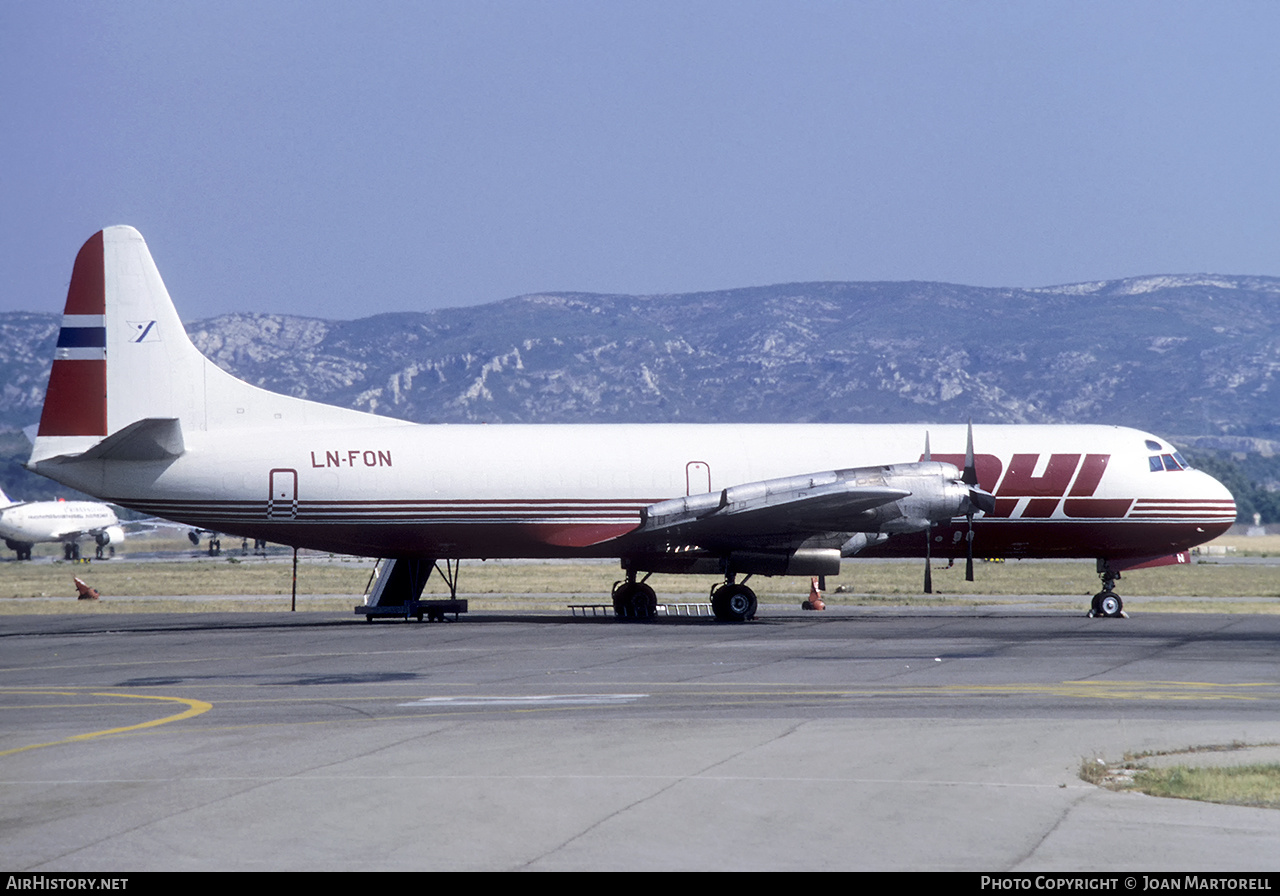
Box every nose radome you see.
[1184,468,1238,533]
[1195,468,1236,505]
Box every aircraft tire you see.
[613,582,658,619]
[712,584,757,623]
[1098,592,1123,618]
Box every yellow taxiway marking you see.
[0,689,212,758]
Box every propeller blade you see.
[965,516,975,581]
[963,420,981,581]
[962,419,978,486]
[968,486,997,516]
[924,527,933,593]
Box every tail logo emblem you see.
[129,320,159,343]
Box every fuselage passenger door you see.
[686,461,711,496]
[268,468,298,519]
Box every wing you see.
[47,526,93,542]
[638,476,909,545]
[625,460,990,556]
[50,522,127,545]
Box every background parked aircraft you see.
[0,487,123,560]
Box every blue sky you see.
[3,1,1278,319]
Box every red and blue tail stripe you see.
[38,230,107,436]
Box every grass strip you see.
[1130,764,1280,809]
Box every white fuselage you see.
[42,421,1235,563]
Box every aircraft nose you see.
[1200,468,1235,503]
[1190,467,1238,523]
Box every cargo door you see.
[268,468,298,519]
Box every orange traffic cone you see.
[73,577,99,601]
[802,576,825,611]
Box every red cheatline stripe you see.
[119,499,655,511]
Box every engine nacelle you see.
[855,462,984,533]
[95,526,125,547]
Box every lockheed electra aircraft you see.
[28,227,1237,620]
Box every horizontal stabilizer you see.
[77,418,185,462]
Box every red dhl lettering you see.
[1001,453,1080,497]
[927,453,1119,518]
[309,449,393,468]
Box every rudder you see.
[39,231,108,437]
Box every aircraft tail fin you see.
[30,226,397,468]
[37,230,111,444]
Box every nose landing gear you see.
[1089,564,1126,618]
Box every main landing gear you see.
[1089,565,1126,618]
[711,578,757,623]
[612,572,658,619]
[612,569,758,622]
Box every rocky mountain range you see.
[2,274,1277,514]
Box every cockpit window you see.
[1149,452,1188,472]
[1146,439,1191,472]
